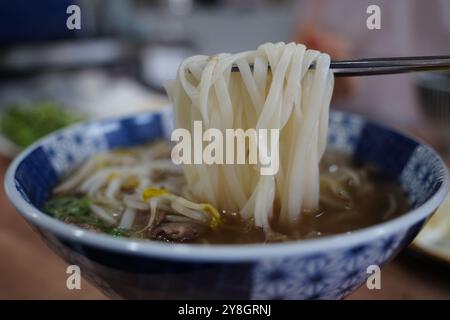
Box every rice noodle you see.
[90,203,117,225]
[118,207,136,229]
[171,200,211,224]
[167,42,334,233]
[123,195,149,210]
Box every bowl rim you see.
[4,110,450,262]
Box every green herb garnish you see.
[44,196,107,229]
[44,196,131,237]
[44,196,91,219]
[107,228,130,237]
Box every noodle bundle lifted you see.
[166,42,334,233]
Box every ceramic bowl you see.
[4,108,449,299]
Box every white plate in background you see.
[412,191,450,266]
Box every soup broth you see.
[197,152,409,244]
[43,142,409,244]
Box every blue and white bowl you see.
[4,108,449,299]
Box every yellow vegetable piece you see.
[201,204,221,229]
[142,188,169,202]
[107,173,121,182]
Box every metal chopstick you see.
[229,55,450,77]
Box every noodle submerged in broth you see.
[43,142,409,244]
[182,150,409,244]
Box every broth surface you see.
[195,151,409,244]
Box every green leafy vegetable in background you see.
[0,101,84,148]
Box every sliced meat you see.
[151,169,183,182]
[63,217,103,233]
[151,222,207,242]
[150,169,170,182]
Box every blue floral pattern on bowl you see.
[251,228,409,299]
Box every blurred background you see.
[0,0,450,299]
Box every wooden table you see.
[1,155,449,300]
